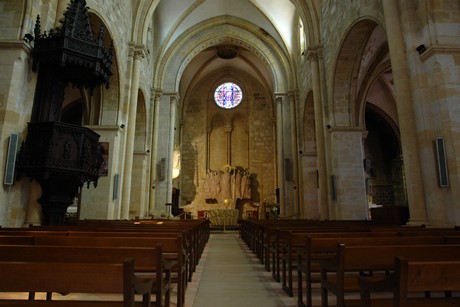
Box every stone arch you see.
[290,0,321,46]
[85,12,121,126]
[130,89,148,218]
[132,0,161,44]
[134,89,147,152]
[302,90,316,153]
[356,59,392,128]
[59,12,120,127]
[331,18,381,127]
[155,16,292,94]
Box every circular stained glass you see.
[214,82,243,109]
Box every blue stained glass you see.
[214,82,243,109]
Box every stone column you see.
[289,91,300,217]
[307,47,329,219]
[275,94,285,214]
[120,44,145,219]
[148,91,161,215]
[151,93,178,216]
[382,0,428,225]
[166,95,178,217]
[23,183,43,226]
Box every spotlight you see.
[416,44,426,55]
[23,33,34,43]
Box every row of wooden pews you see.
[0,218,210,307]
[240,219,460,307]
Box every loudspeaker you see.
[435,137,449,187]
[4,134,19,185]
[330,175,336,200]
[113,174,119,200]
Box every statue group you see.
[204,165,251,206]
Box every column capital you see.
[152,88,162,99]
[162,92,180,106]
[306,46,323,62]
[274,92,288,105]
[128,42,146,60]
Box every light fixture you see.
[416,44,426,55]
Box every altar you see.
[207,209,239,227]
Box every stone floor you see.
[185,231,300,307]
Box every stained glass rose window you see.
[214,82,243,109]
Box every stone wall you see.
[180,70,276,216]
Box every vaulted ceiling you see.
[150,0,299,96]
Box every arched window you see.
[299,18,306,55]
[214,82,243,109]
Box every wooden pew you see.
[7,218,210,270]
[36,235,184,307]
[320,244,460,307]
[0,227,196,283]
[267,226,377,280]
[359,257,460,306]
[277,229,406,295]
[241,219,376,259]
[0,232,186,307]
[76,218,210,263]
[0,244,171,306]
[0,258,153,307]
[239,219,460,306]
[295,234,448,306]
[0,235,35,244]
[273,227,459,301]
[258,222,429,278]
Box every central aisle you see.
[186,232,297,307]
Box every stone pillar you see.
[307,47,329,219]
[148,91,161,215]
[329,128,368,220]
[120,44,145,219]
[275,94,285,215]
[383,0,428,225]
[166,95,178,217]
[289,91,301,217]
[23,183,43,226]
[152,93,177,216]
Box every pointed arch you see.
[155,16,292,94]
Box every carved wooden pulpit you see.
[16,0,113,225]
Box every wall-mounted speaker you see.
[113,174,119,200]
[435,137,449,187]
[4,134,19,185]
[330,175,336,200]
